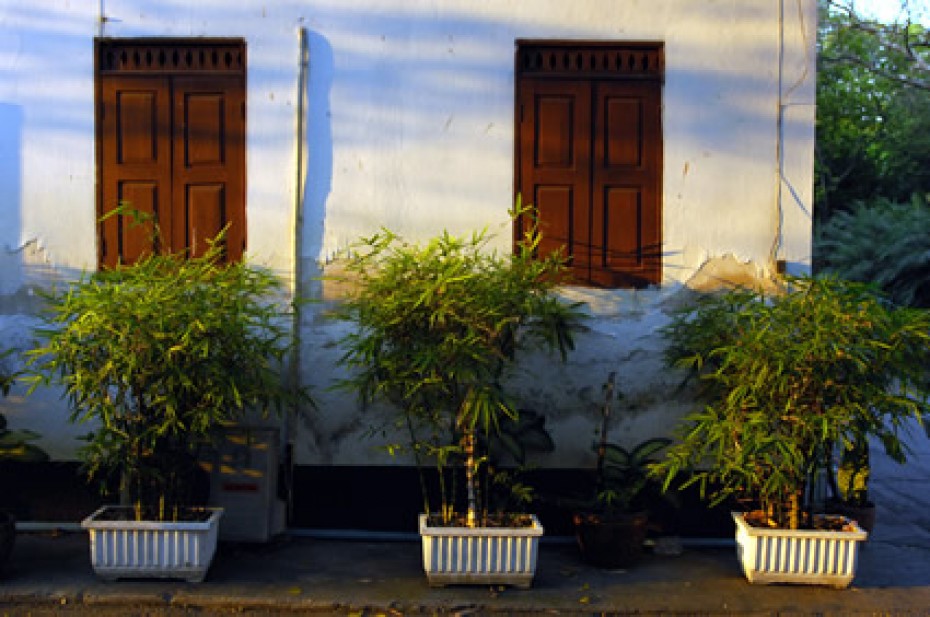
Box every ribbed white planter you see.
[732,511,868,588]
[418,513,543,588]
[81,506,223,582]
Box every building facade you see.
[0,0,816,525]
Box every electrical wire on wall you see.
[772,0,813,274]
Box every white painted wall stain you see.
[0,0,816,465]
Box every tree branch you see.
[825,0,930,84]
[821,53,930,91]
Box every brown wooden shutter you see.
[172,76,246,261]
[515,42,663,288]
[518,78,591,273]
[96,39,246,268]
[590,80,662,287]
[99,76,172,264]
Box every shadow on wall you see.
[0,102,79,315]
[271,1,815,291]
[0,103,23,305]
[0,104,84,459]
[299,29,334,304]
[78,2,806,470]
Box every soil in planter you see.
[743,510,859,532]
[424,512,536,528]
[93,506,215,523]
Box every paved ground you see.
[1,421,928,616]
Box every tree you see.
[825,2,930,89]
[816,1,930,223]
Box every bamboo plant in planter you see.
[27,227,304,582]
[335,214,584,588]
[653,277,930,588]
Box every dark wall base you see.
[291,465,734,538]
[0,460,208,523]
[0,462,106,521]
[2,462,734,539]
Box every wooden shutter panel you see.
[515,42,663,288]
[99,77,172,266]
[96,39,246,268]
[172,76,246,261]
[518,78,591,276]
[590,80,661,287]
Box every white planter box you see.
[732,511,867,588]
[81,506,223,582]
[419,513,543,588]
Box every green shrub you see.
[28,241,306,519]
[653,276,930,529]
[0,349,48,463]
[335,218,584,527]
[816,195,930,307]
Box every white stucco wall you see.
[0,0,816,465]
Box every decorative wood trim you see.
[97,38,246,75]
[516,41,663,81]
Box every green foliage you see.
[836,437,870,507]
[816,1,930,222]
[653,276,930,529]
[335,215,585,527]
[490,408,555,466]
[597,438,671,515]
[27,240,305,518]
[0,349,48,463]
[577,374,670,517]
[816,196,930,307]
[0,414,48,464]
[0,349,15,398]
[484,409,557,516]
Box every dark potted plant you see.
[826,424,880,533]
[0,350,49,571]
[335,213,584,587]
[571,373,670,568]
[27,229,305,581]
[653,276,930,587]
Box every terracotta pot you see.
[573,511,648,568]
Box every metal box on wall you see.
[204,426,286,543]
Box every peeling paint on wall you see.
[683,254,778,293]
[0,240,65,314]
[662,253,782,312]
[296,253,786,469]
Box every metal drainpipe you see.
[285,26,309,525]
